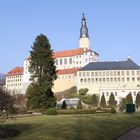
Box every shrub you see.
[61,100,67,109]
[46,108,57,115]
[126,104,135,113]
[77,100,83,109]
[110,107,116,113]
[57,109,96,114]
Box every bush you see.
[126,104,135,113]
[110,107,116,113]
[77,100,83,109]
[46,108,57,115]
[61,100,67,109]
[57,109,96,115]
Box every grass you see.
[2,113,140,140]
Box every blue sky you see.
[0,0,140,74]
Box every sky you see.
[0,0,140,74]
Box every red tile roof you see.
[25,48,86,60]
[57,68,80,75]
[53,48,84,58]
[7,67,23,76]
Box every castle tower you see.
[79,13,90,49]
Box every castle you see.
[5,14,140,105]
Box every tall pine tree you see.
[26,34,57,109]
[109,93,116,107]
[126,93,133,104]
[136,93,140,108]
[100,94,106,108]
[92,94,98,107]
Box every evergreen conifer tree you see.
[109,93,116,107]
[92,94,98,107]
[26,34,57,109]
[61,100,67,109]
[126,93,133,104]
[100,94,106,108]
[136,93,140,108]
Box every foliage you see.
[77,100,83,109]
[61,100,67,109]
[12,94,26,109]
[92,94,98,107]
[100,94,106,108]
[29,34,57,88]
[46,108,57,115]
[110,107,116,113]
[55,86,78,100]
[78,88,89,96]
[136,93,140,108]
[57,109,96,114]
[126,93,133,104]
[26,83,56,110]
[126,104,135,113]
[109,93,116,107]
[26,34,57,109]
[0,88,15,118]
[79,95,92,104]
[119,98,126,112]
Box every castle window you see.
[83,72,85,77]
[127,71,129,75]
[118,78,120,81]
[79,72,81,77]
[106,92,109,96]
[137,71,140,75]
[91,72,94,76]
[80,78,83,82]
[55,59,58,65]
[60,59,62,65]
[121,71,124,76]
[127,77,130,81]
[64,58,67,65]
[122,77,125,81]
[115,92,117,96]
[132,77,135,81]
[117,71,120,76]
[95,72,98,76]
[131,71,135,76]
[84,78,87,83]
[137,77,140,81]
[106,71,109,76]
[87,72,89,76]
[69,58,72,64]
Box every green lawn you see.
[2,113,140,140]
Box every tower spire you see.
[79,13,90,49]
[80,13,89,38]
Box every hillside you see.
[0,73,6,86]
[54,86,77,100]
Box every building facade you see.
[6,67,23,94]
[77,59,140,104]
[22,14,98,93]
